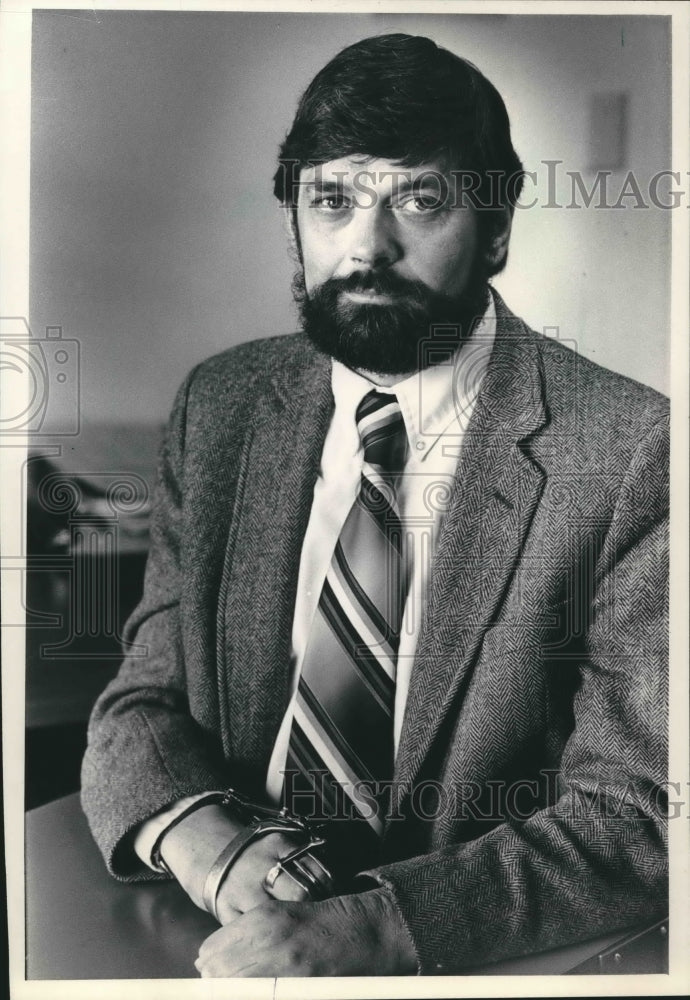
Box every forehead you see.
[298,156,449,189]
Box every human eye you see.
[311,191,352,213]
[396,190,446,217]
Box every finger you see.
[196,939,307,979]
[264,851,333,902]
[263,865,311,903]
[197,921,243,964]
[197,899,282,965]
[195,922,267,978]
[196,945,272,978]
[197,953,271,978]
[196,899,348,977]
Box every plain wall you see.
[30,11,671,429]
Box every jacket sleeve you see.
[81,368,231,881]
[362,414,669,973]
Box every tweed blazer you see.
[81,292,669,973]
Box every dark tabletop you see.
[26,793,217,979]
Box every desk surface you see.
[25,794,651,980]
[26,794,217,979]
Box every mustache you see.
[318,270,433,303]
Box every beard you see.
[293,262,491,376]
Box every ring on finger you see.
[264,863,284,891]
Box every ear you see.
[485,209,513,271]
[281,204,300,252]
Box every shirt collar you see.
[331,294,497,460]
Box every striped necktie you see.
[284,390,410,872]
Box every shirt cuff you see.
[133,792,224,872]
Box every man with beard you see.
[81,34,668,976]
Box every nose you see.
[348,205,401,269]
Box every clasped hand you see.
[159,804,416,976]
[196,889,418,977]
[203,831,416,976]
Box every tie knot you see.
[355,390,407,472]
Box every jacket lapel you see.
[393,296,549,801]
[219,344,333,777]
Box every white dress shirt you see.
[134,298,497,867]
